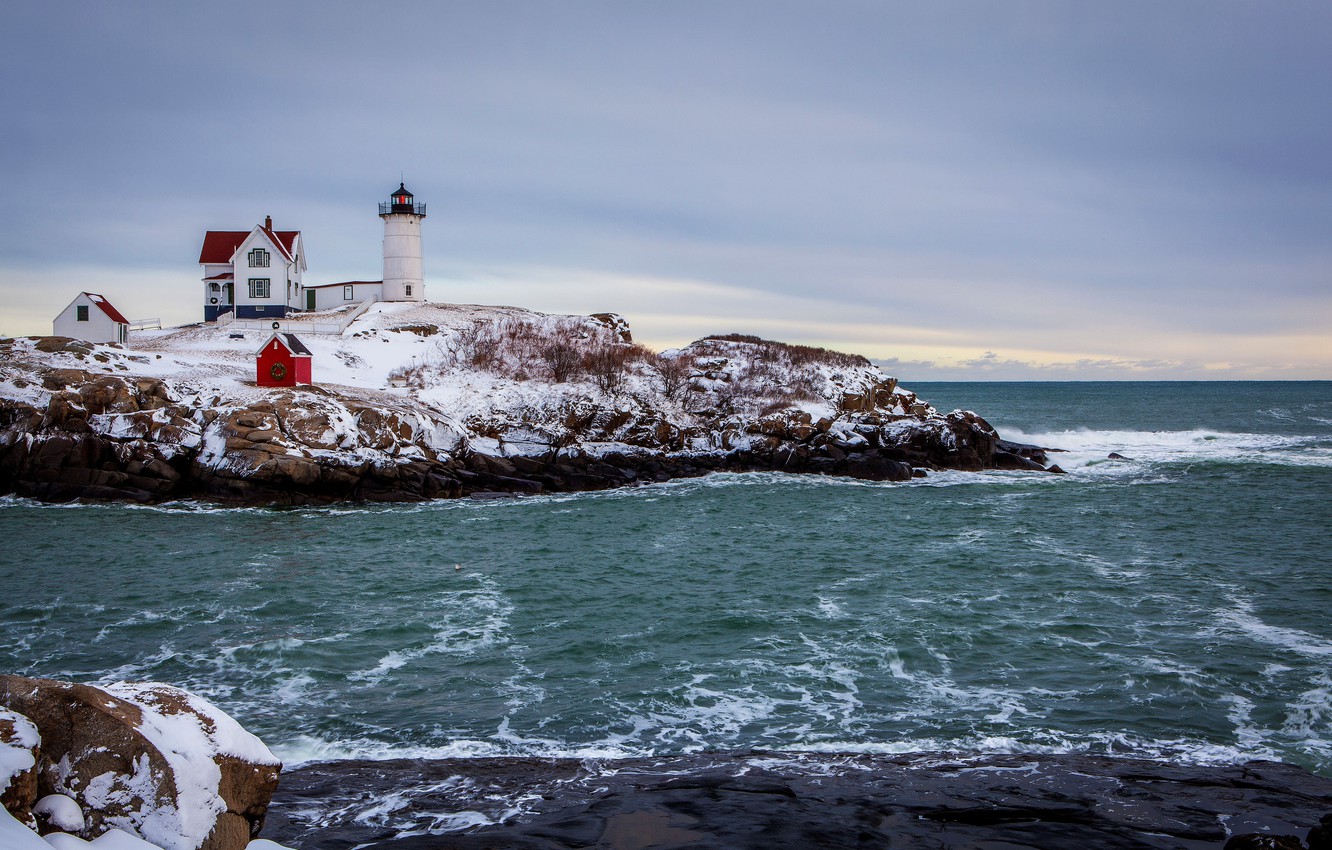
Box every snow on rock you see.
[0,803,49,849]
[1,708,41,827]
[34,794,85,833]
[0,675,280,850]
[42,827,171,848]
[0,303,1032,504]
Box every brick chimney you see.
[264,215,272,230]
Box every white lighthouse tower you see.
[379,182,426,302]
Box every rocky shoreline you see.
[0,317,1063,507]
[264,751,1332,849]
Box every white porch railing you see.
[128,317,161,330]
[217,296,379,335]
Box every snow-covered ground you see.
[4,301,932,470]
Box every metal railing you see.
[128,317,162,330]
[378,202,427,216]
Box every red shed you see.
[256,332,312,387]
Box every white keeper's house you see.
[198,183,427,323]
[198,216,306,322]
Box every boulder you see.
[990,450,1047,472]
[1309,814,1332,850]
[0,675,280,850]
[33,794,84,835]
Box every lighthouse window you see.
[248,278,271,298]
[343,285,354,300]
[248,248,270,267]
[405,285,412,296]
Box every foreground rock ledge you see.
[263,752,1332,850]
[0,675,281,850]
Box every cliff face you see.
[0,305,1041,505]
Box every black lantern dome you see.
[380,182,426,217]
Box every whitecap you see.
[1215,602,1332,658]
[999,426,1331,472]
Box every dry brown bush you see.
[699,333,870,368]
[431,316,655,391]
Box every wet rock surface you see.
[262,752,1332,850]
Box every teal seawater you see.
[4,381,1331,775]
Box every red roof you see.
[82,292,130,325]
[256,332,313,357]
[203,272,234,281]
[198,227,299,264]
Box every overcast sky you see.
[2,1,1328,379]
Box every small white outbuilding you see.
[52,292,130,344]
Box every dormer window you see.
[249,248,270,268]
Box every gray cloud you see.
[2,2,1329,377]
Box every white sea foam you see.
[1215,601,1332,658]
[1002,426,1331,472]
[349,587,513,684]
[1282,673,1332,761]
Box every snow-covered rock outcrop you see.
[0,304,1054,504]
[0,675,281,850]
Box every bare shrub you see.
[430,315,654,393]
[585,343,653,394]
[543,339,584,383]
[652,353,695,401]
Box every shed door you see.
[306,290,316,310]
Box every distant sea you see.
[4,381,1331,832]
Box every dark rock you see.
[261,753,1332,850]
[1108,452,1132,460]
[991,450,1048,472]
[1223,835,1305,849]
[996,438,1053,464]
[1308,814,1332,850]
[1047,464,1068,474]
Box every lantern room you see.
[380,182,426,216]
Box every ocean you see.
[4,381,1332,842]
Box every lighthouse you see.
[379,182,426,302]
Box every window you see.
[76,305,89,321]
[404,284,412,296]
[248,278,271,299]
[248,248,270,267]
[343,285,354,300]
